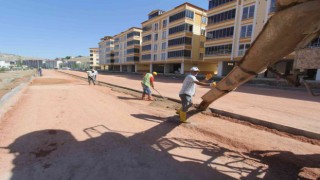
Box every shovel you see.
[153,88,167,100]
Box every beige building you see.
[98,36,114,70]
[139,3,209,74]
[204,0,320,79]
[204,0,294,77]
[113,27,142,72]
[89,48,99,68]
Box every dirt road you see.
[0,70,319,179]
[60,70,320,137]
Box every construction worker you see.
[141,72,157,101]
[177,67,216,123]
[87,68,95,85]
[93,69,98,81]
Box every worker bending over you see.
[141,72,157,101]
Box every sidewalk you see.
[59,70,320,139]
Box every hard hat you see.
[190,67,200,72]
[153,72,157,76]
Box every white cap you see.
[190,67,200,72]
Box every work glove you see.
[205,73,213,80]
[210,82,217,87]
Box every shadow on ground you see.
[6,115,320,179]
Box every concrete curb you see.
[210,109,320,140]
[58,70,320,140]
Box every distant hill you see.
[0,52,45,61]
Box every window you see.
[201,29,206,36]
[162,31,167,39]
[154,54,157,61]
[142,54,151,60]
[169,10,194,23]
[127,48,140,54]
[154,33,158,41]
[169,23,193,35]
[127,40,140,46]
[142,44,152,51]
[114,52,119,56]
[154,44,158,51]
[209,0,235,9]
[162,42,166,50]
[106,41,114,46]
[168,50,191,58]
[114,38,119,43]
[168,37,192,47]
[142,24,152,31]
[307,36,320,48]
[161,53,166,60]
[154,23,158,31]
[269,0,276,13]
[126,56,139,62]
[163,19,167,28]
[206,27,234,40]
[90,54,93,56]
[201,16,207,24]
[238,44,250,56]
[242,5,255,20]
[143,35,152,42]
[200,53,204,59]
[200,41,205,48]
[240,24,253,38]
[205,44,233,56]
[127,32,140,38]
[208,9,236,25]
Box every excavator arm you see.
[199,0,320,110]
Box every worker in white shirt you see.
[177,67,216,123]
[87,69,95,85]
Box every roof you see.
[141,2,207,25]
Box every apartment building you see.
[139,3,209,74]
[113,27,142,72]
[204,0,320,79]
[98,36,114,70]
[89,48,99,68]
[204,0,293,77]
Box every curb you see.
[58,70,320,140]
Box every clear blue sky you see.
[0,0,207,59]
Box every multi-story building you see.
[98,36,114,70]
[139,3,209,74]
[204,0,320,79]
[113,27,142,72]
[89,48,99,69]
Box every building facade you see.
[89,48,99,68]
[113,27,142,72]
[140,3,208,74]
[98,36,114,70]
[204,0,319,79]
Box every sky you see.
[0,0,207,59]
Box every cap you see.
[190,67,200,72]
[153,72,157,76]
